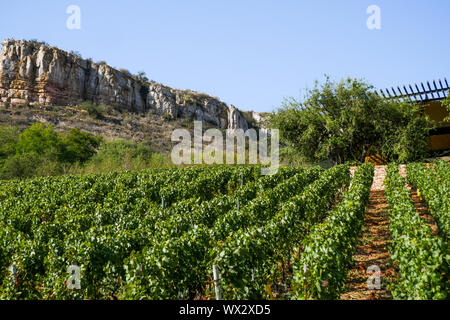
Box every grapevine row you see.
[212,164,351,299]
[120,167,321,299]
[0,166,262,299]
[384,163,448,300]
[291,163,374,299]
[406,162,449,239]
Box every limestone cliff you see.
[0,39,266,130]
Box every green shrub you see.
[79,101,104,119]
[135,71,149,82]
[0,124,104,179]
[0,153,41,179]
[78,140,169,174]
[16,123,60,157]
[60,128,102,163]
[163,112,173,121]
[0,126,19,160]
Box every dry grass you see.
[0,104,189,154]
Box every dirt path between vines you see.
[340,165,395,300]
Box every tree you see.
[0,126,19,160]
[136,71,149,82]
[60,128,102,163]
[269,77,435,164]
[0,123,105,179]
[16,123,61,157]
[16,123,101,164]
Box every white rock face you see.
[147,83,178,118]
[0,39,256,130]
[250,111,267,126]
[228,105,249,131]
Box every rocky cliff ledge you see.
[0,39,265,130]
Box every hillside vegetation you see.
[0,122,173,180]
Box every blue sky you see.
[0,0,449,112]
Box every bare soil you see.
[341,164,442,300]
[341,165,395,300]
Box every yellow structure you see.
[376,79,450,152]
[422,101,450,151]
[364,94,449,165]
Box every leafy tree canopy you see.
[60,128,102,163]
[0,126,19,159]
[16,123,60,157]
[269,77,435,164]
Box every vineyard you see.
[0,162,448,300]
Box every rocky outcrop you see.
[0,39,263,130]
[0,40,143,111]
[228,105,249,131]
